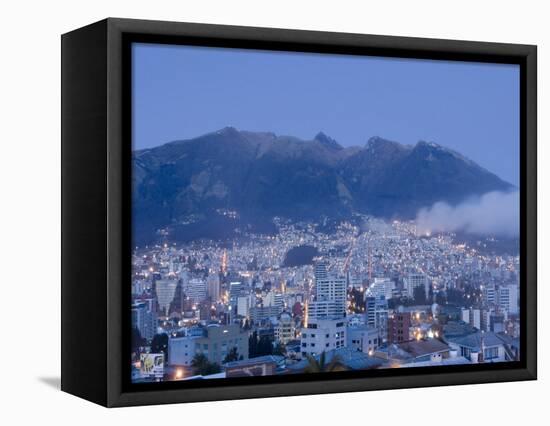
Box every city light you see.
[131,215,520,383]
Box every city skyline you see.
[131,216,520,383]
[130,42,520,384]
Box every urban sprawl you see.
[131,216,520,382]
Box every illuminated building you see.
[207,274,221,302]
[347,324,380,353]
[300,317,347,358]
[131,301,156,341]
[275,312,295,344]
[170,324,249,366]
[184,278,207,303]
[388,312,412,344]
[404,273,429,299]
[155,279,178,315]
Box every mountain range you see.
[132,127,514,244]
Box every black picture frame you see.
[61,17,537,407]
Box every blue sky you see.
[132,43,520,185]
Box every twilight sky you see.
[132,43,520,186]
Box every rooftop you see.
[288,348,385,372]
[397,339,450,359]
[446,331,505,351]
[400,356,471,368]
[224,355,285,369]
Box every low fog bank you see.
[416,191,519,237]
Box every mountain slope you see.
[132,128,514,243]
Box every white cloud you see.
[416,191,519,237]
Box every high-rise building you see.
[263,291,281,308]
[489,313,505,333]
[307,300,342,319]
[498,284,519,315]
[314,276,346,318]
[132,279,150,295]
[249,305,281,323]
[366,277,395,300]
[461,308,470,324]
[275,312,295,344]
[481,309,493,332]
[131,301,157,342]
[155,279,178,316]
[184,278,207,303]
[310,261,347,320]
[482,284,497,306]
[462,307,481,330]
[388,312,412,343]
[365,297,376,327]
[229,281,244,306]
[168,280,185,315]
[471,308,481,330]
[207,274,221,302]
[314,261,328,281]
[365,296,389,342]
[237,295,253,318]
[404,273,429,299]
[300,317,347,358]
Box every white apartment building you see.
[498,284,519,315]
[184,278,207,303]
[275,312,295,344]
[347,325,380,354]
[131,301,156,341]
[314,276,347,318]
[237,295,253,318]
[462,307,481,330]
[168,335,199,366]
[482,284,497,306]
[307,300,342,319]
[300,317,347,358]
[366,277,395,300]
[404,273,429,299]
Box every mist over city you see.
[416,190,520,238]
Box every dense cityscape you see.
[131,215,520,382]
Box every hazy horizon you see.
[132,43,520,185]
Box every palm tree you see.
[191,353,221,376]
[303,351,347,373]
[191,353,209,374]
[223,347,239,363]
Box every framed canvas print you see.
[61,18,537,407]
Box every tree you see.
[191,353,221,376]
[273,342,286,356]
[249,332,274,357]
[348,287,365,313]
[435,291,447,305]
[131,327,145,352]
[248,331,258,357]
[303,352,347,373]
[257,335,274,357]
[223,347,239,363]
[413,286,427,305]
[447,288,466,305]
[150,333,168,358]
